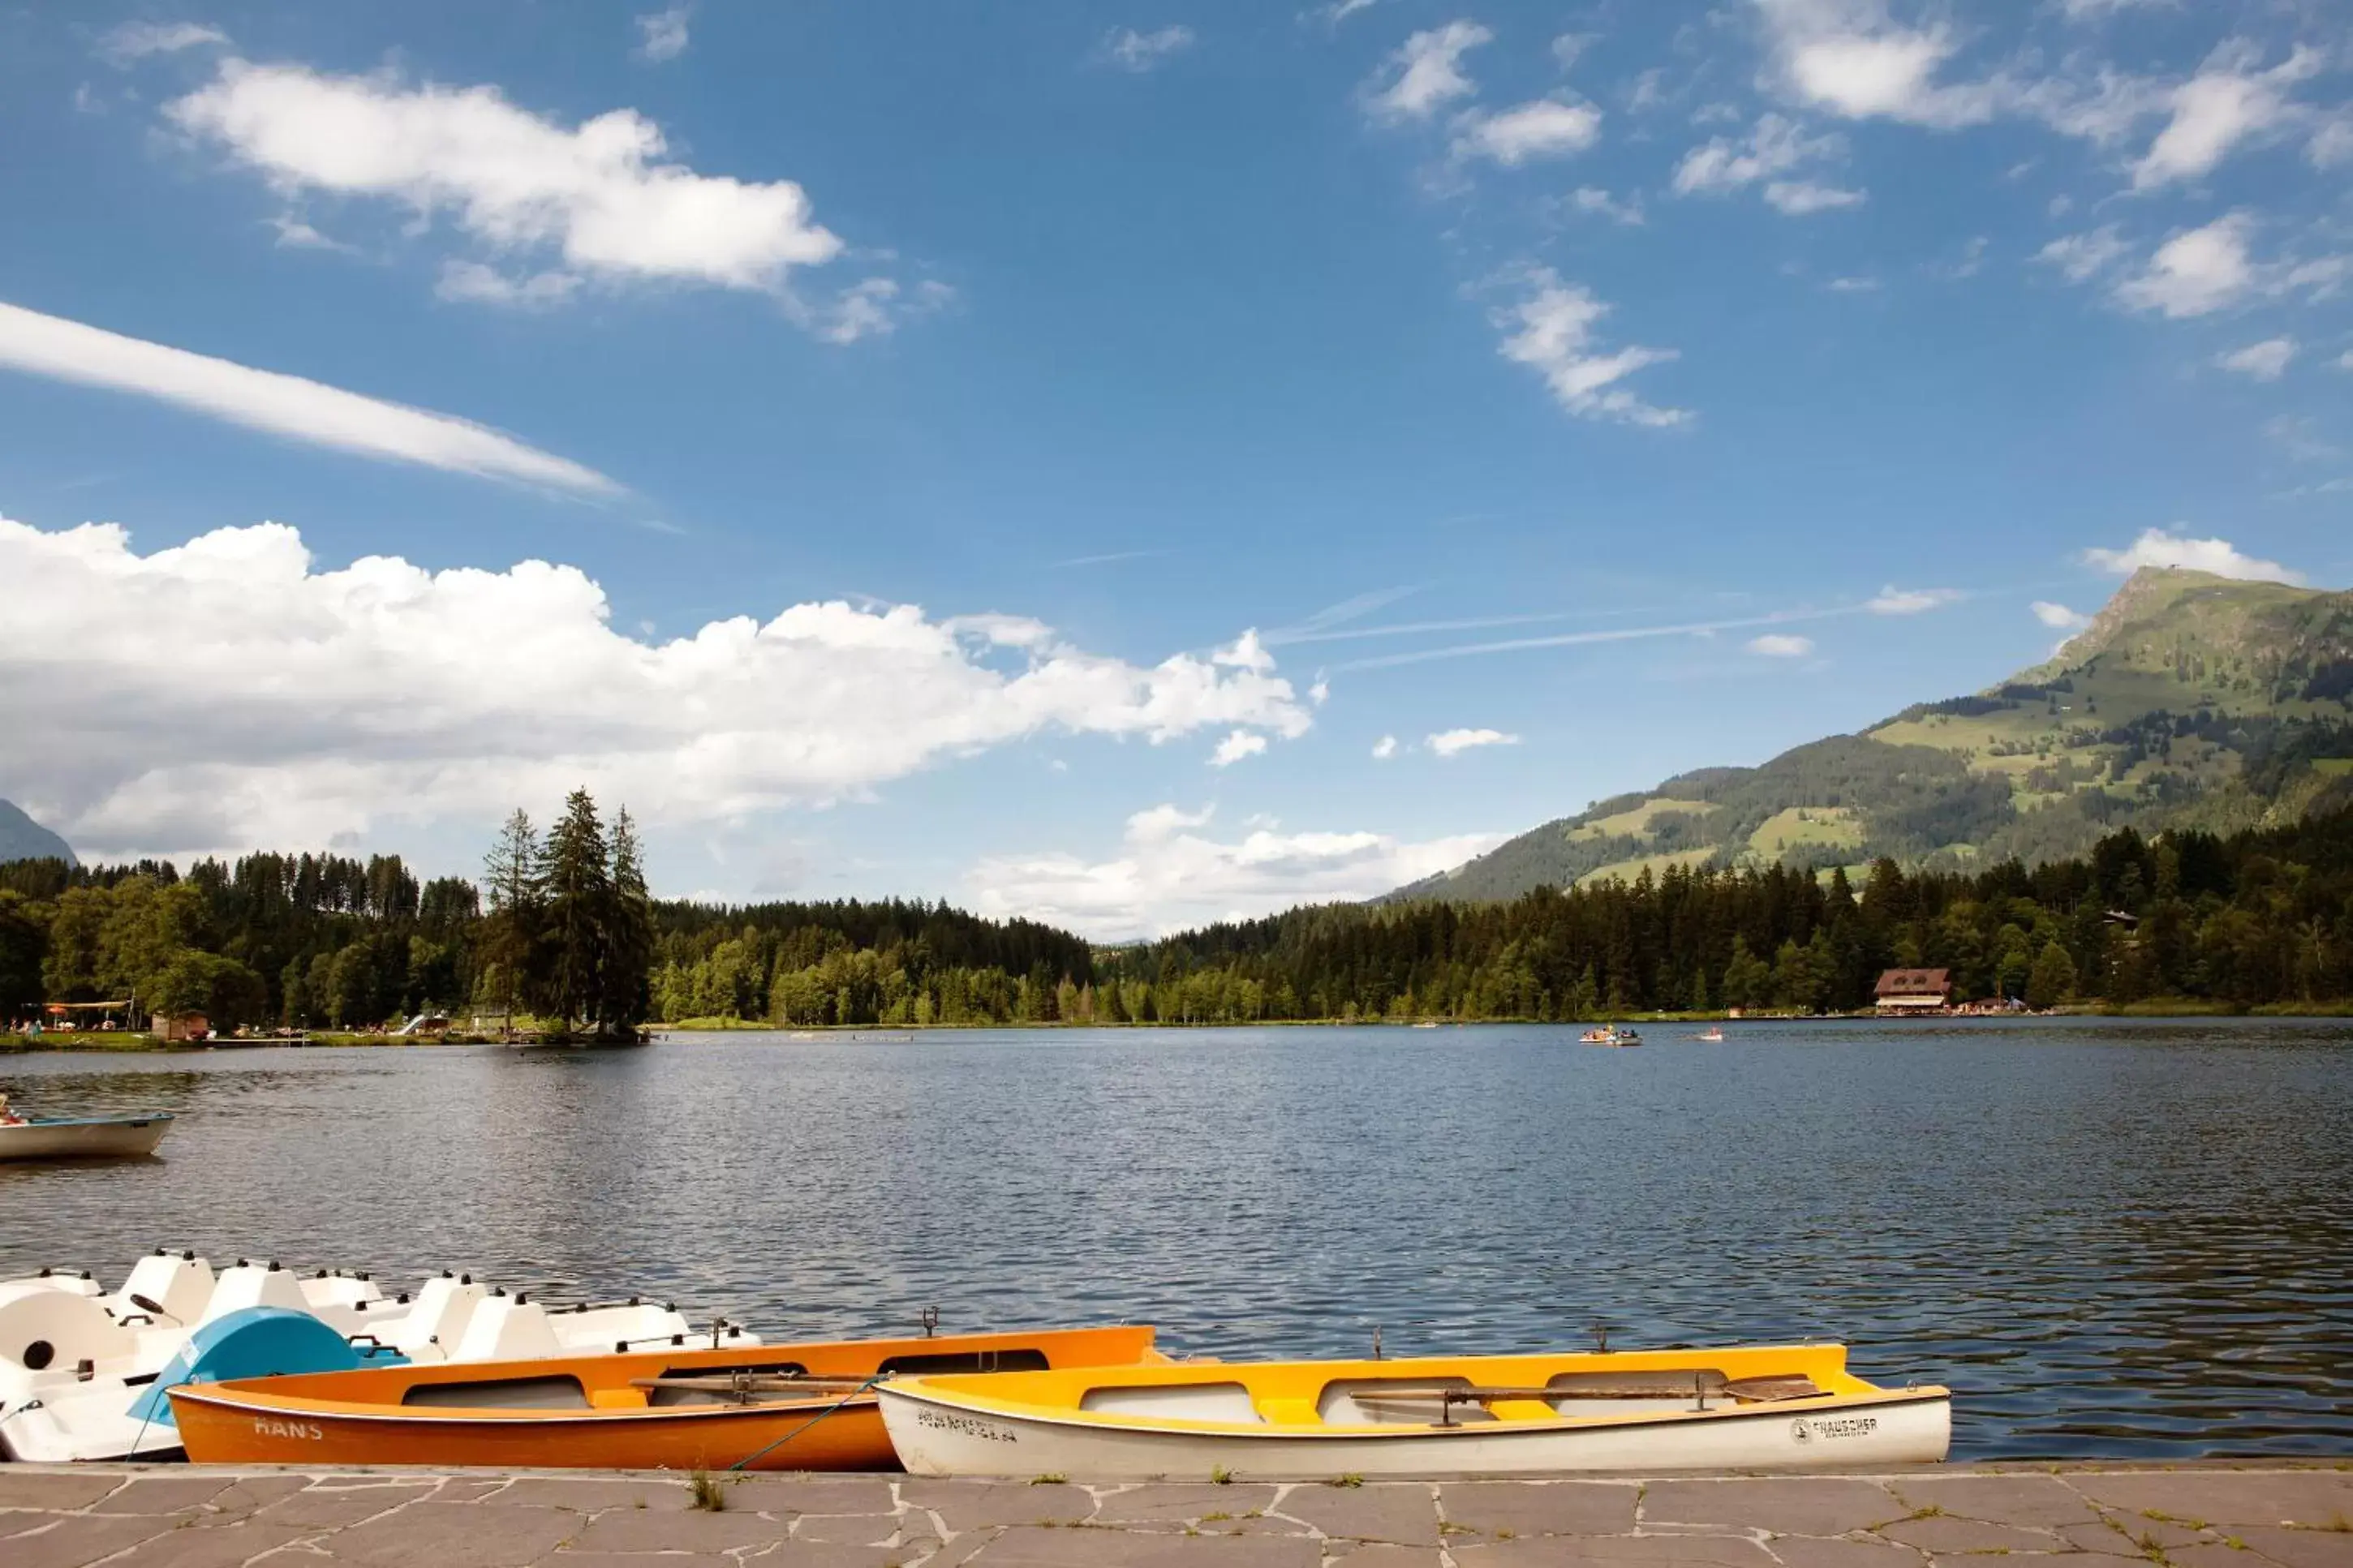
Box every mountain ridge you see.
[0,801,75,868]
[1390,567,2353,904]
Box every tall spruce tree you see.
[480,809,540,1038]
[600,808,655,1038]
[540,789,610,1036]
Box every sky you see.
[1,0,2348,939]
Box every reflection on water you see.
[3,1018,2348,1459]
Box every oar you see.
[629,1375,875,1395]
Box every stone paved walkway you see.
[2,1464,2350,1568]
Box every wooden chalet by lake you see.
[1873,968,1953,1014]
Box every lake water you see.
[3,1019,2349,1460]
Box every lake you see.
[3,1019,2348,1460]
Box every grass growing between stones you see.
[688,1471,729,1512]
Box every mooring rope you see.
[726,1374,886,1471]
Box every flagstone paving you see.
[0,1464,2347,1567]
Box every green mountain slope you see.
[1393,567,2353,902]
[0,800,75,868]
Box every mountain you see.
[1392,567,2353,903]
[0,800,76,868]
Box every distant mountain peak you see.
[0,800,77,868]
[1387,568,2353,904]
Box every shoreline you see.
[7,1006,2352,1054]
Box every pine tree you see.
[480,809,540,1039]
[600,807,655,1039]
[540,789,610,1035]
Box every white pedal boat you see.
[877,1342,1951,1480]
[0,1113,172,1161]
[0,1251,759,1461]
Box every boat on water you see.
[1579,1026,1641,1046]
[0,1252,759,1461]
[1696,1028,1727,1042]
[0,1112,172,1161]
[170,1323,1164,1471]
[878,1342,1949,1480]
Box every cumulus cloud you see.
[1748,633,1815,657]
[1100,25,1195,72]
[0,299,613,493]
[2214,337,2295,380]
[1567,187,1645,225]
[1365,20,1491,122]
[1866,585,1963,615]
[1209,729,1268,767]
[436,260,583,310]
[634,6,691,63]
[2103,213,2347,320]
[99,21,228,65]
[1427,728,1519,757]
[2082,527,2302,584]
[166,59,845,300]
[1751,0,2004,130]
[1492,268,1686,427]
[1371,735,1399,759]
[2130,44,2321,191]
[966,803,1503,940]
[2034,225,2129,283]
[2033,600,2093,630]
[1453,98,1603,165]
[0,518,1315,860]
[1672,114,1859,213]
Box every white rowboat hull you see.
[876,1387,1951,1480]
[0,1116,172,1161]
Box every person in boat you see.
[0,1093,25,1127]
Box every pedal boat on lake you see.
[877,1342,1950,1480]
[1579,1027,1641,1046]
[0,1113,172,1161]
[168,1324,1162,1471]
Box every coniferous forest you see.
[4,797,2353,1034]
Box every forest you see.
[3,798,2351,1032]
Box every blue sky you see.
[1,0,2347,935]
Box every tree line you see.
[6,799,2352,1033]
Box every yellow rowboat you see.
[877,1342,1949,1480]
[169,1324,1160,1471]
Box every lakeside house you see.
[153,1012,211,1043]
[1873,968,1953,1014]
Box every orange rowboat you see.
[169,1323,1159,1471]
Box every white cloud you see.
[634,6,691,63]
[1492,268,1687,428]
[1453,98,1603,165]
[1568,187,1644,225]
[1366,20,1491,122]
[2215,337,2295,381]
[1866,585,1963,615]
[2082,526,2302,584]
[1323,0,1380,25]
[966,803,1503,940]
[2130,44,2321,191]
[1826,274,1880,292]
[2058,0,2169,17]
[100,21,228,66]
[2113,213,2254,317]
[1101,25,1195,72]
[0,517,1316,861]
[2033,600,2093,630]
[794,277,955,345]
[1552,32,1597,71]
[1371,735,1399,759]
[2340,350,2353,372]
[436,260,583,310]
[1427,727,1519,757]
[1209,729,1268,767]
[1765,179,1865,213]
[1752,0,1999,129]
[1747,633,1815,656]
[1673,114,1857,213]
[166,60,844,298]
[269,213,352,253]
[0,299,614,494]
[2035,225,2128,282]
